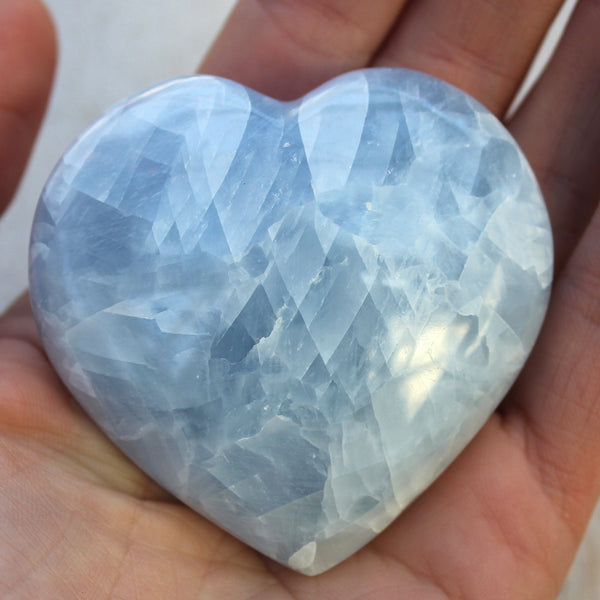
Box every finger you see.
[504,205,600,537]
[0,293,41,350]
[501,0,600,531]
[503,0,600,527]
[374,0,564,115]
[510,0,600,272]
[0,0,56,217]
[200,0,407,99]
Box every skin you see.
[1,0,600,597]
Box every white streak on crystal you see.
[299,72,369,194]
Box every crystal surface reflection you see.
[29,69,553,574]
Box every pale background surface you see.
[0,1,597,597]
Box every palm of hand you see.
[1,330,572,598]
[2,1,600,599]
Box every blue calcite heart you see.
[29,68,553,574]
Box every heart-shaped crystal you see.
[29,68,553,574]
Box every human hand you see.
[2,0,600,598]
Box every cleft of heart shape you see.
[29,68,553,575]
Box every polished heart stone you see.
[29,68,553,575]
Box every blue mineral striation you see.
[29,69,553,574]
